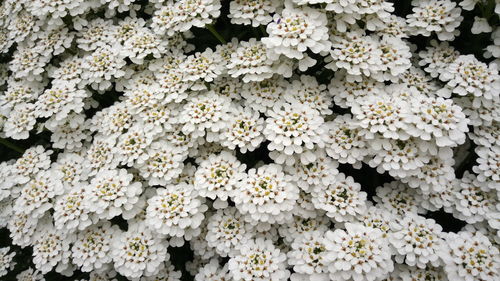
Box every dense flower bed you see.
[0,0,499,280]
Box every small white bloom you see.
[228,238,290,281]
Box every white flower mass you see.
[0,0,499,280]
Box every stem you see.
[259,25,267,37]
[206,24,226,44]
[0,138,24,154]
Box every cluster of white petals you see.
[0,0,499,280]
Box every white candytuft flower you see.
[233,163,300,224]
[0,247,15,277]
[288,230,330,279]
[262,3,331,60]
[228,0,280,27]
[111,223,169,279]
[325,223,394,281]
[473,145,500,191]
[206,207,255,257]
[194,151,246,201]
[264,102,325,157]
[145,183,207,238]
[228,238,290,281]
[390,215,445,268]
[406,0,463,41]
[311,172,367,222]
[72,222,118,273]
[443,231,499,281]
[84,169,142,220]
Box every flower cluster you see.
[0,0,499,280]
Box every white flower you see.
[9,45,49,81]
[145,183,207,238]
[420,181,456,212]
[278,215,331,244]
[288,230,329,278]
[372,35,412,81]
[469,122,500,147]
[219,105,265,153]
[374,181,425,217]
[407,97,469,147]
[194,151,246,201]
[3,103,37,140]
[227,38,280,83]
[113,126,154,167]
[175,0,221,33]
[418,40,460,78]
[16,267,45,281]
[285,149,339,192]
[194,258,231,281]
[8,211,41,248]
[84,169,142,220]
[180,92,231,136]
[311,172,367,222]
[0,247,15,277]
[180,48,223,85]
[111,223,169,279]
[75,18,115,51]
[452,172,497,224]
[241,76,288,114]
[121,28,168,64]
[325,223,394,281]
[356,205,394,238]
[14,170,64,219]
[284,75,333,115]
[206,207,255,257]
[443,231,499,281]
[85,137,117,176]
[81,44,126,90]
[471,16,492,34]
[72,222,118,273]
[459,0,481,10]
[47,112,90,150]
[398,66,440,96]
[140,261,182,281]
[90,102,133,137]
[390,215,445,268]
[228,0,280,27]
[396,264,448,281]
[367,136,435,178]
[406,0,463,41]
[0,79,44,114]
[473,145,500,191]
[53,183,97,234]
[327,31,383,81]
[13,145,52,184]
[112,16,146,44]
[324,114,370,167]
[228,238,290,281]
[189,217,217,259]
[32,226,74,275]
[34,82,89,121]
[351,93,411,140]
[264,102,325,156]
[136,140,187,186]
[438,55,500,101]
[398,150,456,194]
[47,56,84,84]
[262,3,331,60]
[234,163,299,224]
[328,72,385,109]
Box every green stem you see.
[206,24,226,44]
[0,138,24,154]
[259,25,267,37]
